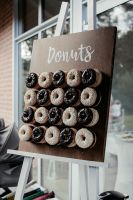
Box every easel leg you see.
[79,165,88,200]
[37,158,43,186]
[69,163,80,200]
[15,157,33,200]
[88,167,99,200]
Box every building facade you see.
[0,0,13,124]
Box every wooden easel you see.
[8,1,107,200]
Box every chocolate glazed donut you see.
[82,69,96,86]
[37,89,50,106]
[48,107,62,125]
[78,108,93,125]
[26,72,38,88]
[52,70,65,87]
[59,128,73,146]
[32,126,46,143]
[21,107,35,123]
[64,88,79,106]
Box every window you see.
[42,0,70,21]
[14,0,133,199]
[18,0,38,33]
[97,2,133,197]
[18,35,38,126]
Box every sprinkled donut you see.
[48,107,62,125]
[81,87,97,107]
[38,72,52,88]
[45,126,60,145]
[82,68,102,87]
[62,107,77,127]
[78,108,99,127]
[52,70,66,87]
[35,107,48,124]
[64,88,80,106]
[18,124,34,141]
[32,126,46,143]
[50,88,64,106]
[59,128,76,147]
[37,89,50,106]
[66,69,81,87]
[25,72,39,89]
[75,128,95,149]
[24,89,37,106]
[21,107,36,124]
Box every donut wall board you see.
[19,27,117,162]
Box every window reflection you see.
[18,0,38,33]
[97,3,133,131]
[97,2,133,198]
[41,0,70,22]
[19,35,38,126]
[41,20,70,38]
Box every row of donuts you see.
[19,124,96,149]
[26,68,102,89]
[21,106,99,127]
[24,87,100,107]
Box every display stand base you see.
[7,149,106,200]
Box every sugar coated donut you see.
[64,88,80,106]
[24,89,37,106]
[78,108,99,126]
[75,128,95,149]
[87,108,99,127]
[35,107,48,124]
[67,69,81,87]
[32,126,46,143]
[81,87,97,106]
[91,68,102,87]
[62,107,77,126]
[38,72,52,88]
[21,107,36,123]
[45,126,60,145]
[37,89,50,106]
[82,68,102,87]
[18,124,34,141]
[50,88,64,106]
[48,107,62,125]
[59,128,76,147]
[26,72,38,88]
[52,70,66,87]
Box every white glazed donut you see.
[50,88,64,106]
[87,108,99,127]
[35,107,48,124]
[75,128,95,149]
[67,69,81,87]
[81,87,97,106]
[24,89,37,106]
[45,126,60,145]
[38,72,53,88]
[18,124,34,141]
[62,107,78,127]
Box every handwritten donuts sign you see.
[19,27,117,162]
